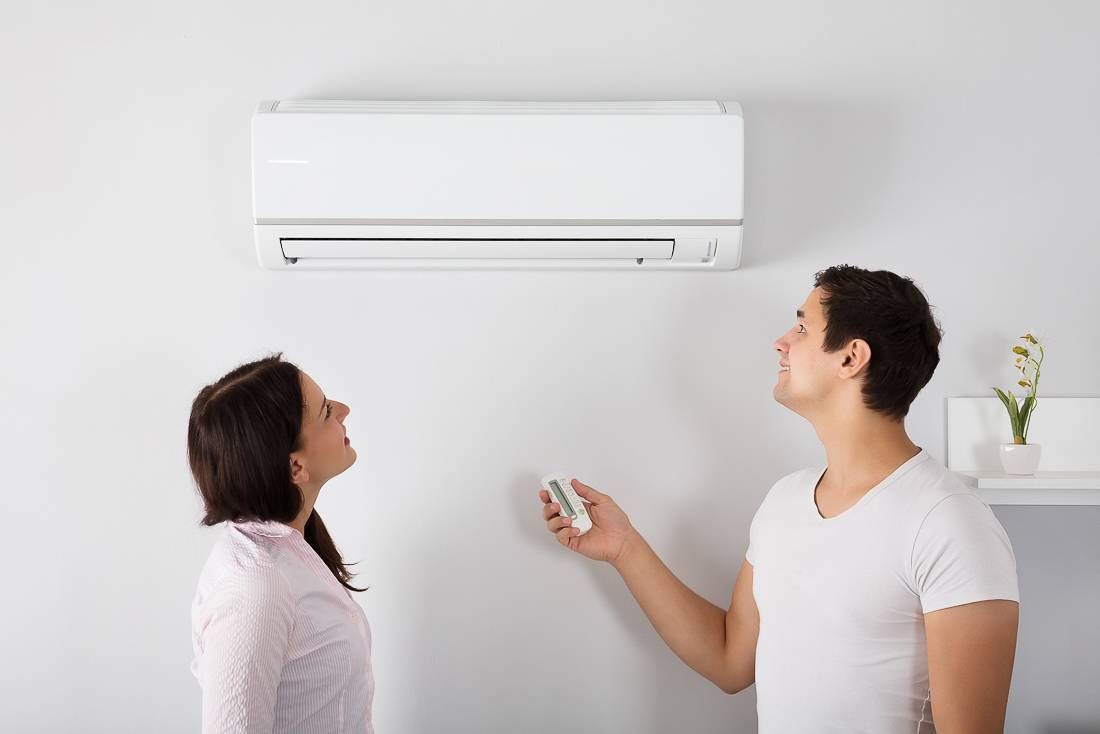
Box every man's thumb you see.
[572,479,606,503]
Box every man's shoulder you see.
[890,453,987,516]
[754,465,824,512]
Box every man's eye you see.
[326,403,333,419]
[797,324,806,334]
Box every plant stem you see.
[1021,345,1044,442]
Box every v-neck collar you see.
[810,448,929,522]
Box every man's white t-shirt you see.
[745,449,1019,733]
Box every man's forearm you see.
[611,529,738,690]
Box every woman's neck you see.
[289,484,320,535]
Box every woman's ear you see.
[289,453,310,486]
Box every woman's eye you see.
[325,402,333,419]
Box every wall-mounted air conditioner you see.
[252,100,743,270]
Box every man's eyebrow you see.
[797,309,806,319]
[318,394,328,418]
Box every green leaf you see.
[1018,396,1035,429]
[993,387,1019,435]
[1020,397,1038,442]
[1006,390,1022,437]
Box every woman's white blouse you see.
[191,520,374,733]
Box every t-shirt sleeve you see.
[745,508,760,566]
[746,472,798,566]
[910,493,1020,614]
[193,563,295,733]
[745,480,778,566]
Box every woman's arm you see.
[194,565,295,734]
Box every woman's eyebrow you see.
[318,394,328,418]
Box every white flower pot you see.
[999,443,1042,475]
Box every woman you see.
[188,354,373,733]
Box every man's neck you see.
[811,405,921,510]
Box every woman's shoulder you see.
[194,522,298,609]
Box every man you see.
[538,264,1019,733]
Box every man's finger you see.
[547,515,571,533]
[555,527,580,546]
[571,479,608,504]
[543,502,561,521]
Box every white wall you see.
[3,1,1098,732]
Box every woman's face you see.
[292,371,356,488]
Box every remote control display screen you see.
[549,480,576,517]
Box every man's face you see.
[772,287,849,419]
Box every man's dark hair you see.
[813,264,943,420]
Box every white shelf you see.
[956,471,1100,506]
[946,397,1100,506]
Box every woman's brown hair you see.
[187,354,364,591]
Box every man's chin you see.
[772,387,798,412]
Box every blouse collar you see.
[230,519,301,538]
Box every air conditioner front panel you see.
[253,112,743,222]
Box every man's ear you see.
[839,338,872,379]
[289,453,310,486]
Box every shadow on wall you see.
[562,499,760,731]
[738,95,907,269]
[506,468,759,731]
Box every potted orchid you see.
[992,332,1044,474]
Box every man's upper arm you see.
[721,559,760,694]
[925,599,1019,734]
